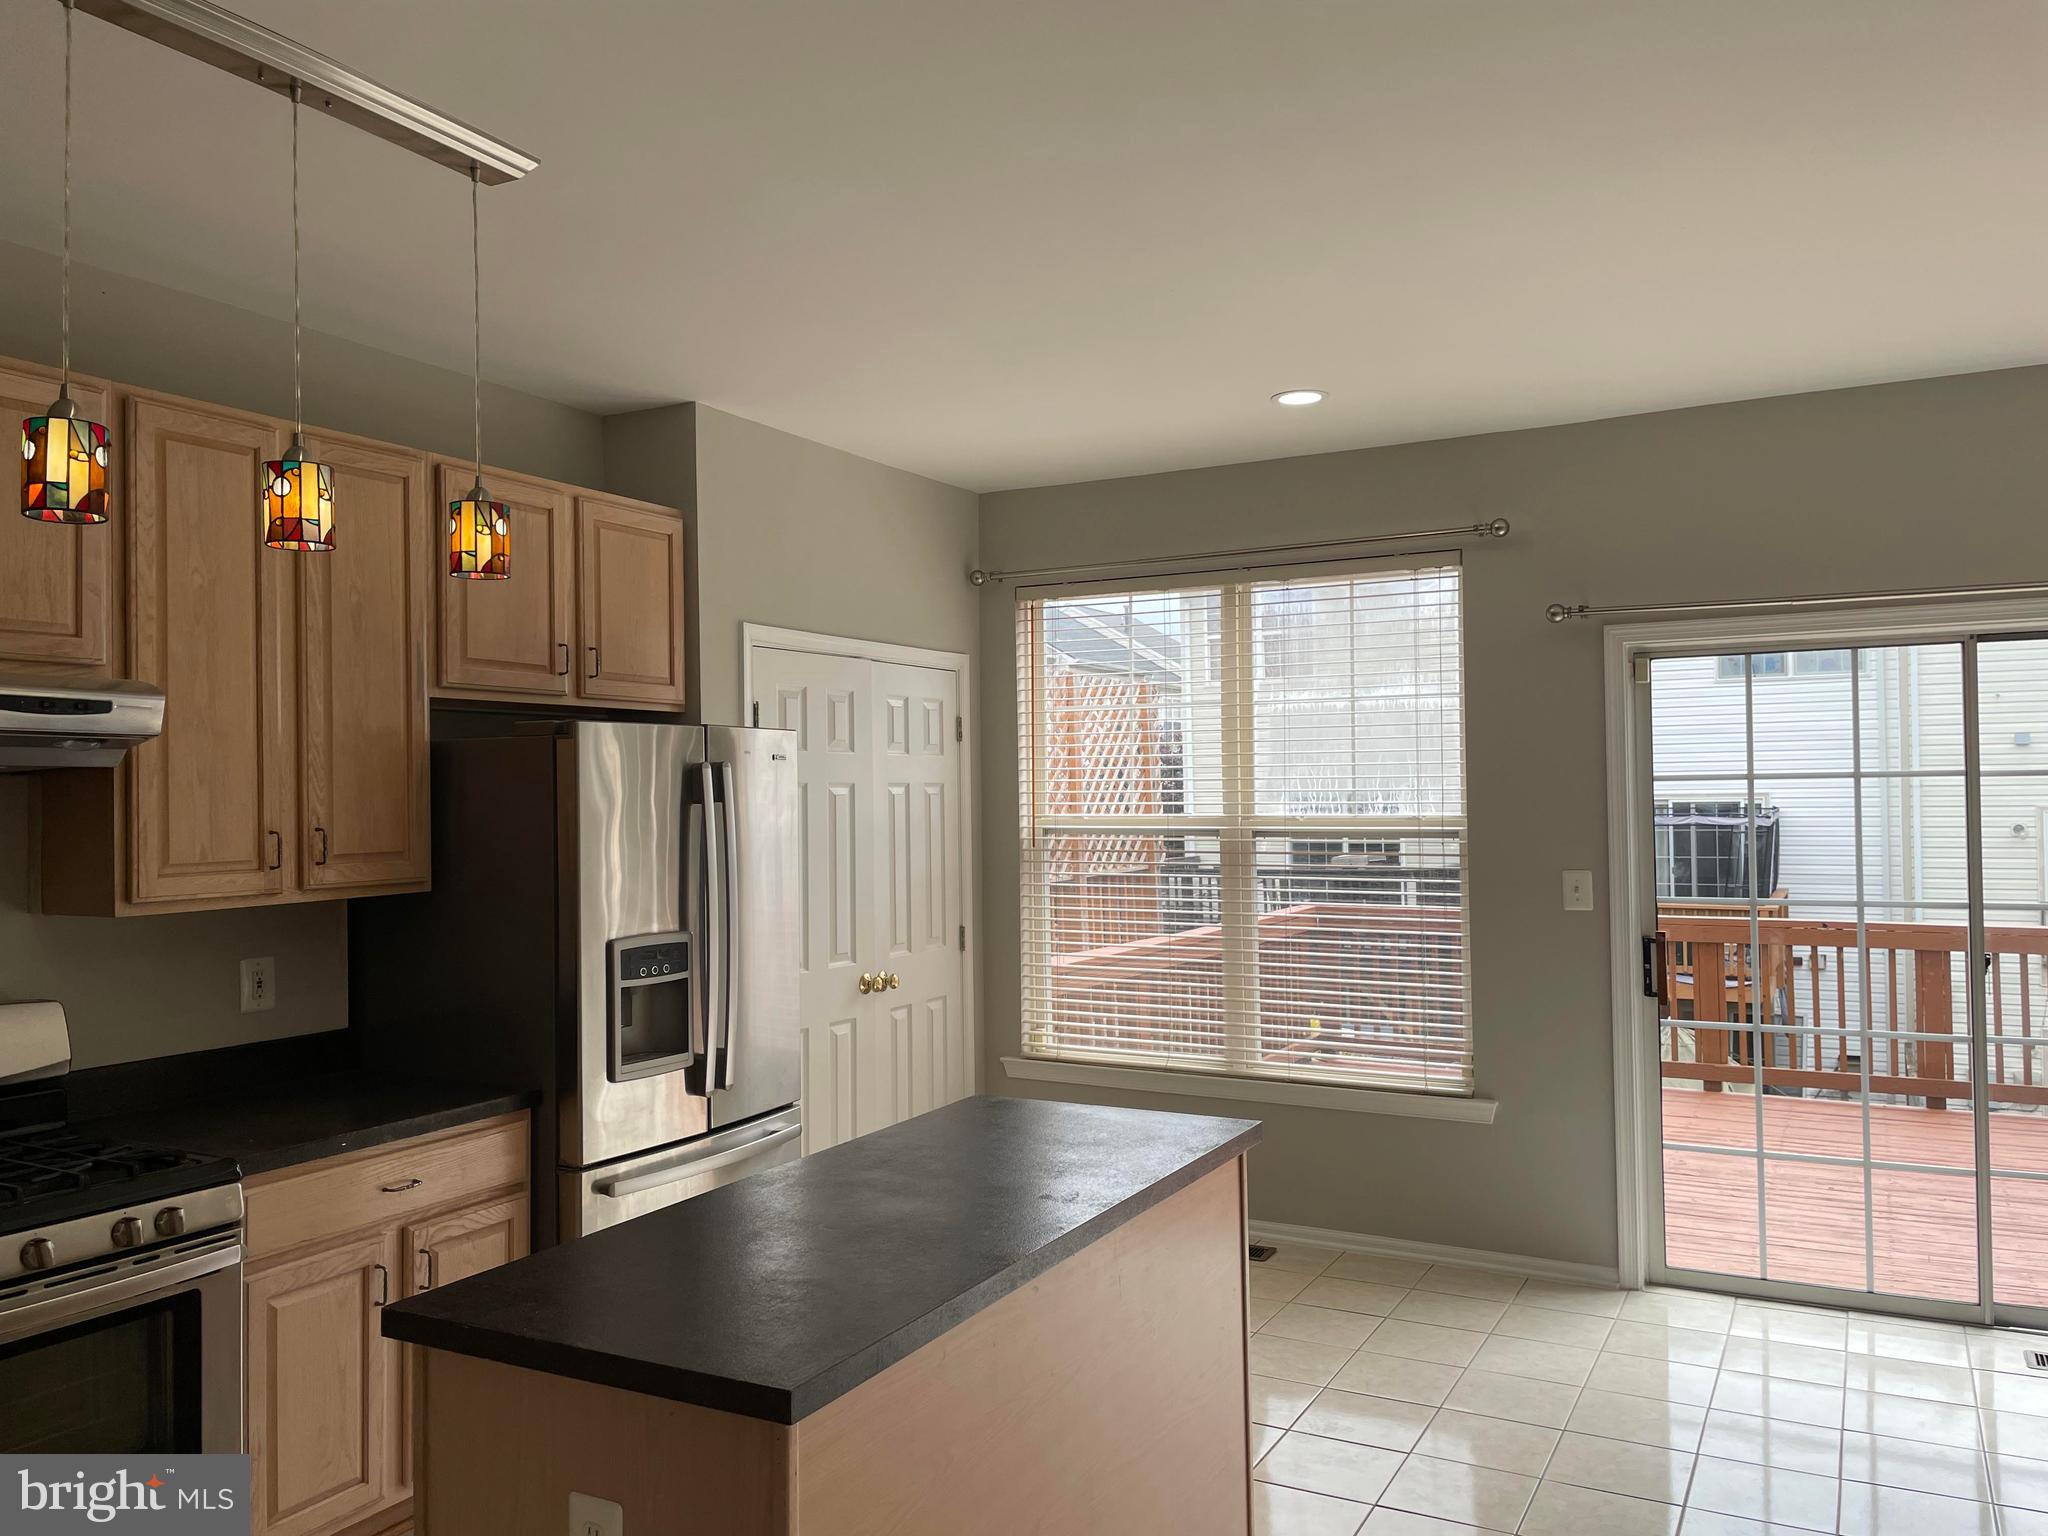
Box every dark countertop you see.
[382,1095,1259,1424]
[69,1033,536,1176]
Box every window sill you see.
[999,1057,1499,1124]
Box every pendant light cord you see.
[60,0,73,398]
[471,162,482,478]
[291,80,303,439]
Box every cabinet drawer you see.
[245,1115,527,1262]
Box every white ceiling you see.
[1,1,2043,491]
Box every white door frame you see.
[1605,597,2048,1318]
[741,623,979,1094]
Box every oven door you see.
[0,1232,242,1454]
[560,1105,802,1240]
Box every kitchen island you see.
[382,1095,1260,1535]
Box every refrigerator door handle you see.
[686,795,709,1066]
[717,760,740,1090]
[699,761,724,1090]
[590,1123,801,1200]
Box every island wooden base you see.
[412,1156,1252,1535]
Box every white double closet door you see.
[751,643,969,1154]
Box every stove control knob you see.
[154,1207,187,1238]
[111,1216,144,1248]
[19,1237,55,1271]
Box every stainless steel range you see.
[0,1004,244,1454]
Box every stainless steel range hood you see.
[0,673,164,770]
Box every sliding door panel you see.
[1647,643,1988,1311]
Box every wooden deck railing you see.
[1045,901,1467,1084]
[1655,913,2048,1107]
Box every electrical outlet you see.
[239,956,276,1013]
[1562,870,1595,912]
[568,1492,623,1536]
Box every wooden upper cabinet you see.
[126,396,289,904]
[298,434,430,893]
[575,494,686,706]
[0,361,113,668]
[434,461,573,698]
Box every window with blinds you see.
[1016,563,1470,1095]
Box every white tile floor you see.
[1246,1245,2048,1536]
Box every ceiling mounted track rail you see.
[968,516,1509,588]
[74,0,537,183]
[1547,576,2048,625]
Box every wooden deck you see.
[1662,1089,2048,1308]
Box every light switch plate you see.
[569,1492,623,1536]
[1562,870,1595,911]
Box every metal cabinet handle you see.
[587,644,601,679]
[267,830,282,870]
[858,972,876,994]
[556,641,570,676]
[886,973,901,991]
[372,1263,389,1307]
[314,826,329,866]
[380,1178,422,1193]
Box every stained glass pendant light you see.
[262,83,334,551]
[448,165,508,579]
[21,0,109,526]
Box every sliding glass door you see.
[1638,633,2047,1325]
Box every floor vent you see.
[1248,1243,1277,1263]
[2028,1350,2048,1372]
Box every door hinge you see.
[955,715,963,743]
[752,700,761,727]
[959,924,967,952]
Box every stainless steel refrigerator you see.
[351,720,801,1245]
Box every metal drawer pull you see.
[372,1263,389,1307]
[379,1178,423,1193]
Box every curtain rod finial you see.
[1546,603,1581,624]
[968,568,992,587]
[1486,518,1510,538]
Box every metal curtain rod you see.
[1546,577,2048,625]
[968,517,1510,588]
[74,0,537,183]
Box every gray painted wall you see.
[978,364,2048,1269]
[0,242,606,1069]
[604,403,980,724]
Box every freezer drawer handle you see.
[590,1123,801,1201]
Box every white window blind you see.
[1017,562,1471,1096]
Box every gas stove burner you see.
[0,1128,214,1210]
[0,1125,240,1246]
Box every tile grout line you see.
[1256,1255,2040,1536]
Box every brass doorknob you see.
[886,973,901,991]
[858,972,876,994]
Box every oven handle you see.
[0,1236,243,1340]
[590,1123,800,1201]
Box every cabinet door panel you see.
[0,362,113,666]
[246,1231,393,1536]
[394,1194,529,1503]
[576,496,685,706]
[436,462,572,696]
[299,436,429,891]
[127,397,287,903]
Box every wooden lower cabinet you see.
[247,1231,398,1536]
[244,1115,530,1536]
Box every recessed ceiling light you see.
[1272,389,1326,407]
